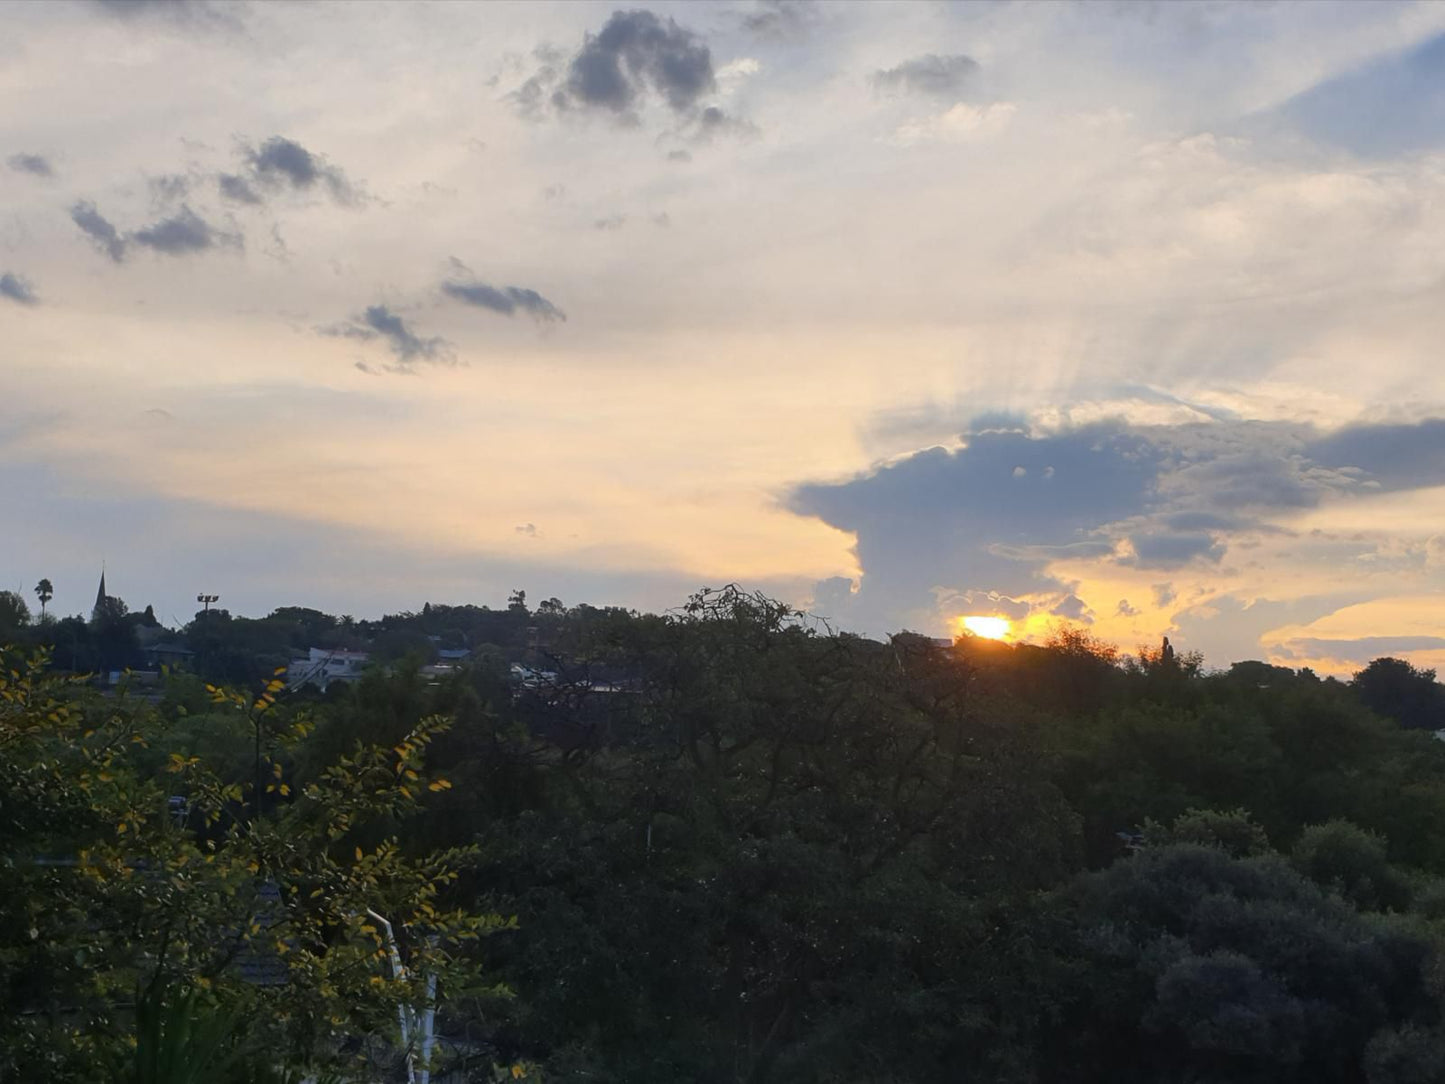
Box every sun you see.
[960,615,1011,641]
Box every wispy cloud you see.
[69,201,127,262]
[873,54,980,98]
[131,206,239,255]
[217,172,263,205]
[7,153,54,178]
[442,276,566,323]
[322,305,455,370]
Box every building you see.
[286,647,371,691]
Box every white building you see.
[286,648,370,690]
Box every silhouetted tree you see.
[0,591,31,639]
[1353,657,1445,731]
[33,578,52,620]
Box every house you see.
[140,638,195,670]
[286,647,371,691]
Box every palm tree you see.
[34,578,53,620]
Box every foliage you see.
[13,584,1445,1082]
[0,589,30,638]
[0,646,510,1081]
[1354,657,1445,731]
[1143,807,1273,858]
[1034,843,1440,1083]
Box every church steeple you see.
[93,565,107,621]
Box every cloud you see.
[7,153,53,178]
[131,206,237,255]
[792,412,1445,640]
[70,201,127,262]
[687,105,757,143]
[323,305,454,369]
[737,0,819,42]
[0,273,38,306]
[873,54,980,98]
[1051,594,1092,621]
[1274,636,1445,666]
[564,9,714,115]
[441,277,566,323]
[1123,531,1226,569]
[88,0,237,30]
[517,9,742,131]
[243,137,353,202]
[148,173,191,205]
[791,422,1162,630]
[1304,419,1445,494]
[218,173,263,205]
[893,101,1017,145]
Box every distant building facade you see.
[286,648,371,690]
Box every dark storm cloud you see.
[7,153,54,178]
[218,173,263,205]
[243,137,353,203]
[441,278,566,323]
[323,306,454,369]
[70,201,127,262]
[0,273,38,306]
[131,206,236,255]
[873,54,981,98]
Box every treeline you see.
[0,584,579,684]
[8,587,1445,1081]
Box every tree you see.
[1354,657,1445,731]
[1035,842,1439,1083]
[90,594,140,672]
[1290,819,1412,912]
[0,590,30,639]
[477,586,1080,1081]
[0,646,512,1081]
[33,578,53,621]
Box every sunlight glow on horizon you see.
[960,615,1012,641]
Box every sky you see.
[4,0,1445,675]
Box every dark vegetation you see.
[7,583,1445,1081]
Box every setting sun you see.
[961,615,1012,641]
